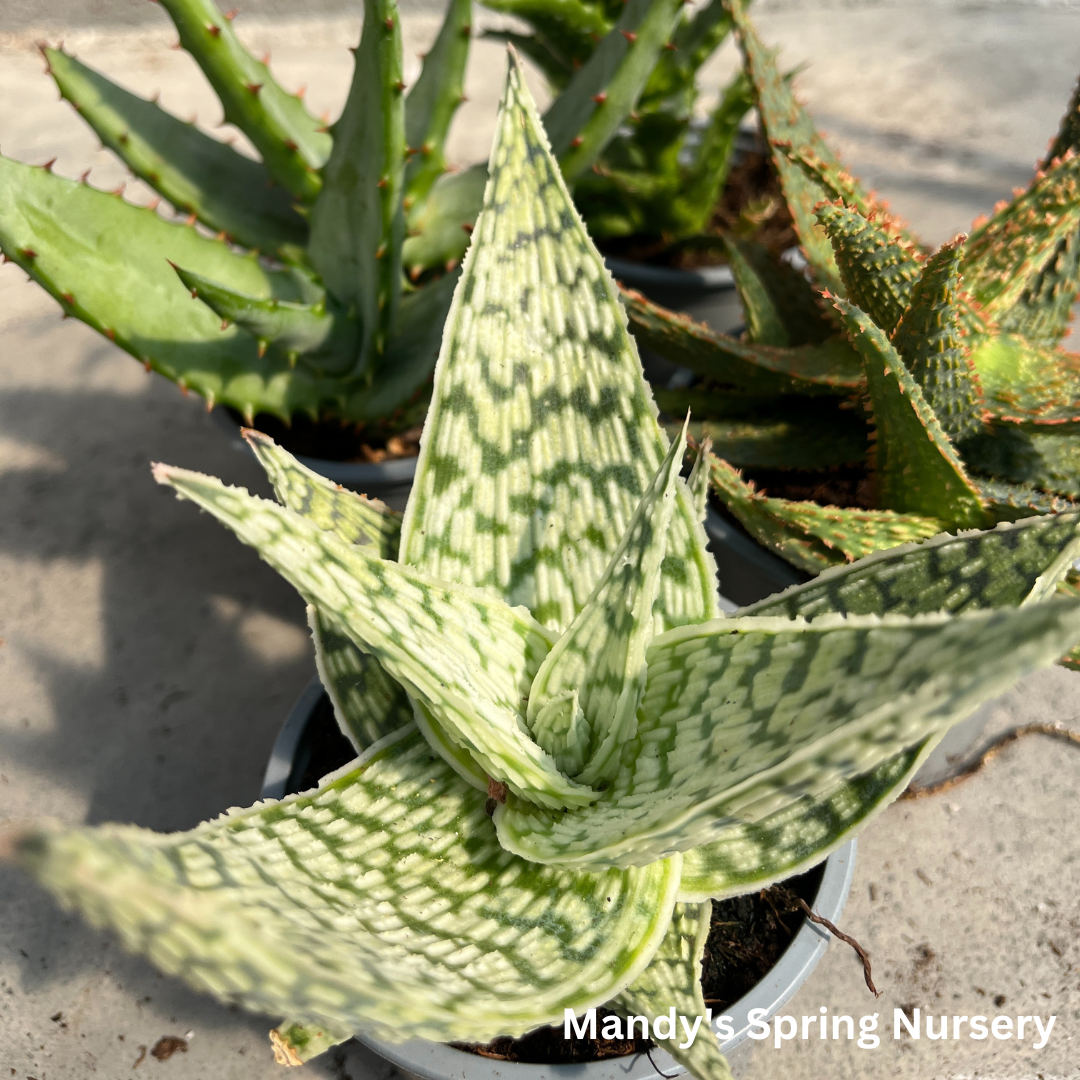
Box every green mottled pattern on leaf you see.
[154,465,601,810]
[962,152,1080,322]
[496,600,1080,867]
[708,456,941,573]
[14,727,680,1042]
[891,238,986,443]
[246,429,402,557]
[528,427,687,787]
[309,607,412,753]
[739,510,1080,620]
[614,903,735,1080]
[817,203,923,336]
[833,298,989,527]
[399,55,718,634]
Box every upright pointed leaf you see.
[309,0,406,366]
[399,56,719,634]
[496,600,1080,866]
[614,903,736,1080]
[9,727,681,1042]
[44,47,307,255]
[709,455,942,573]
[404,0,472,205]
[158,0,329,202]
[543,0,684,181]
[890,237,986,442]
[153,464,599,810]
[528,426,688,787]
[833,298,989,527]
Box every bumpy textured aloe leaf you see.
[995,230,1080,350]
[11,727,680,1042]
[403,0,471,206]
[740,509,1080,620]
[497,599,1080,867]
[622,289,864,396]
[154,464,602,810]
[890,238,986,442]
[971,333,1080,425]
[975,476,1080,520]
[402,164,487,274]
[727,0,845,292]
[0,155,335,422]
[528,426,687,787]
[245,430,402,557]
[44,47,307,255]
[833,298,989,527]
[817,203,923,336]
[309,0,405,367]
[309,607,413,752]
[962,423,1080,500]
[543,0,684,181]
[708,455,941,573]
[173,265,359,373]
[158,0,329,202]
[962,152,1080,322]
[725,236,793,347]
[399,55,719,634]
[614,903,736,1080]
[270,1020,351,1066]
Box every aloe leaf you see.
[154,464,602,810]
[708,455,942,573]
[740,509,1080,620]
[309,606,412,752]
[528,424,688,787]
[44,47,307,255]
[270,1021,351,1066]
[9,726,681,1041]
[172,264,359,373]
[543,0,684,181]
[309,0,406,366]
[399,55,719,635]
[727,0,845,292]
[724,235,791,347]
[482,30,575,91]
[833,298,989,527]
[402,164,487,275]
[975,475,1080,520]
[158,0,329,202]
[622,289,864,395]
[970,333,1080,426]
[246,430,402,556]
[639,0,733,113]
[678,743,927,901]
[404,0,471,206]
[482,0,613,72]
[963,152,1080,322]
[961,423,1080,500]
[816,203,923,335]
[890,238,986,442]
[614,903,736,1080]
[496,599,1080,866]
[0,155,335,422]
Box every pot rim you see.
[605,256,736,293]
[208,406,419,486]
[262,679,856,1080]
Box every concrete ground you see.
[1,2,1080,1078]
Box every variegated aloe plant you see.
[9,55,1080,1080]
[627,0,1080,577]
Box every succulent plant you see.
[626,0,1080,574]
[481,0,758,245]
[9,56,1080,1080]
[0,0,485,432]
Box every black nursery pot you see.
[261,681,857,1080]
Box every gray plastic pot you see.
[209,407,416,511]
[262,678,856,1080]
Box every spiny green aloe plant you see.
[9,56,1080,1080]
[0,0,483,428]
[626,0,1080,575]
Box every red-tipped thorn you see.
[20,248,37,261]
[591,92,607,104]
[384,15,395,29]
[105,327,116,342]
[207,23,220,36]
[620,30,637,42]
[461,222,473,234]
[223,7,239,19]
[244,82,263,95]
[570,136,583,149]
[257,341,268,358]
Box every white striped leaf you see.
[614,902,734,1080]
[528,424,688,787]
[397,53,719,634]
[153,464,596,810]
[496,600,1080,866]
[13,726,680,1042]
